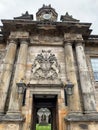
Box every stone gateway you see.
[0,4,98,130]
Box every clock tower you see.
[36,4,58,21]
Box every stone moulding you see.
[0,114,25,122]
[65,113,98,122]
[27,83,63,88]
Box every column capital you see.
[64,40,73,46]
[64,33,84,44]
[75,41,84,46]
[7,38,18,44]
[19,38,30,44]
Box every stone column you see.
[46,115,49,123]
[0,39,17,115]
[64,35,81,114]
[39,115,42,123]
[75,41,96,113]
[7,38,29,117]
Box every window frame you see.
[90,57,98,82]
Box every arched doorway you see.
[32,95,58,130]
[36,108,51,130]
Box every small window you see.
[91,58,98,81]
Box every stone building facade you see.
[0,4,98,130]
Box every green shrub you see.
[36,124,51,130]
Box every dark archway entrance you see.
[32,95,58,130]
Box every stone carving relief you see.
[31,50,60,80]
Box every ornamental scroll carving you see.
[31,50,60,80]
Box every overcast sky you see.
[0,0,98,34]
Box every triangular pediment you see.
[14,11,33,20]
[60,12,79,22]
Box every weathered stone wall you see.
[85,45,98,111]
[30,34,63,45]
[0,44,6,80]
[0,33,98,130]
[68,122,98,130]
[21,34,67,130]
[0,123,20,130]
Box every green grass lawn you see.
[36,124,51,130]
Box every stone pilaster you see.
[7,38,29,117]
[0,39,17,115]
[64,38,81,114]
[75,41,96,113]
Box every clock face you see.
[43,13,52,20]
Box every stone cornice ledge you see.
[0,114,25,122]
[65,113,98,122]
[28,83,63,88]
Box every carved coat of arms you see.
[31,50,60,80]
